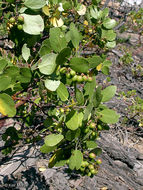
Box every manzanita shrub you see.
[0,0,120,176]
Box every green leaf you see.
[49,28,67,53]
[90,6,102,20]
[45,79,60,91]
[69,150,83,170]
[0,93,16,117]
[86,141,97,149]
[45,134,64,147]
[0,76,11,91]
[55,160,68,167]
[101,85,117,102]
[106,41,116,48]
[38,53,57,75]
[65,128,81,141]
[16,68,32,83]
[101,29,116,41]
[70,23,81,49]
[70,57,89,73]
[21,14,44,35]
[40,144,56,153]
[56,48,71,66]
[48,149,63,168]
[83,103,93,121]
[24,0,46,9]
[0,59,8,73]
[57,82,69,101]
[22,44,30,62]
[87,55,103,69]
[3,66,20,81]
[39,39,52,56]
[84,76,96,99]
[92,148,102,156]
[76,88,84,105]
[97,109,120,124]
[101,66,109,75]
[93,86,102,107]
[103,18,116,29]
[66,110,82,130]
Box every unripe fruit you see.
[17,24,23,30]
[84,127,89,133]
[70,69,76,76]
[60,108,64,113]
[80,167,85,172]
[87,76,93,82]
[77,75,83,83]
[72,75,78,82]
[89,122,96,129]
[88,164,94,170]
[17,15,24,23]
[97,125,103,130]
[9,17,15,24]
[60,67,66,74]
[90,169,98,175]
[87,172,91,177]
[82,75,88,82]
[81,161,89,167]
[89,153,96,159]
[66,73,71,79]
[96,159,102,165]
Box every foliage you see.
[0,0,119,176]
[119,90,143,127]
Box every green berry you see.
[90,169,98,175]
[89,122,96,129]
[70,70,76,76]
[17,24,23,30]
[89,153,96,159]
[88,164,94,170]
[82,75,88,82]
[72,75,78,82]
[60,108,64,113]
[66,73,71,79]
[81,161,89,167]
[87,76,93,82]
[17,15,24,23]
[96,159,102,165]
[97,125,103,130]
[9,17,15,24]
[84,127,89,133]
[60,67,66,74]
[87,172,91,177]
[80,167,85,172]
[77,75,83,83]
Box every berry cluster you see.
[60,67,93,83]
[79,153,102,176]
[7,15,24,31]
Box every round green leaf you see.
[22,44,30,62]
[97,109,120,124]
[101,85,117,102]
[38,53,57,75]
[0,93,16,117]
[70,57,89,73]
[0,76,11,91]
[103,18,116,29]
[21,14,44,35]
[40,144,56,153]
[45,134,64,147]
[45,79,60,91]
[106,41,116,48]
[57,82,69,101]
[69,150,83,170]
[24,0,46,9]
